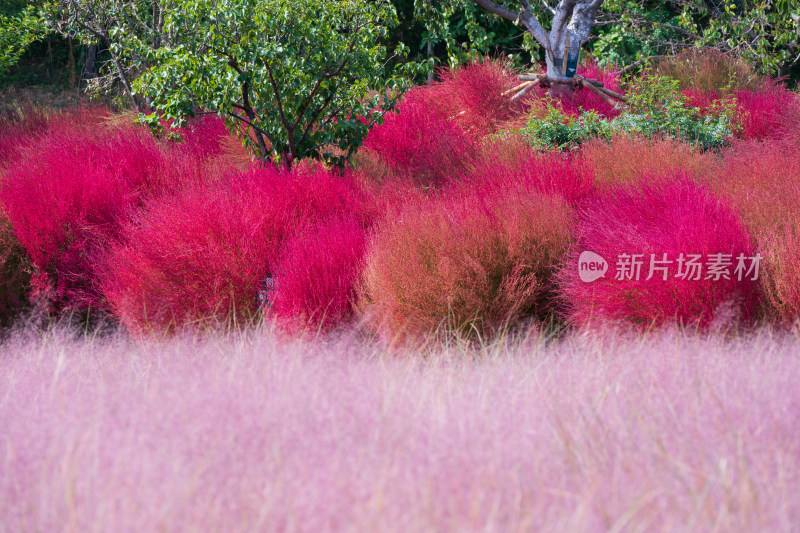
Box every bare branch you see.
[469,0,521,23]
[469,0,548,48]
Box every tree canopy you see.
[130,0,417,165]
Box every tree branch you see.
[469,0,521,22]
[469,0,548,48]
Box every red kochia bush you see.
[559,175,759,330]
[362,94,478,188]
[0,104,51,164]
[100,165,369,334]
[360,188,575,340]
[701,139,800,323]
[463,145,593,205]
[422,59,526,135]
[270,217,367,331]
[0,113,170,311]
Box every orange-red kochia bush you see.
[359,188,575,340]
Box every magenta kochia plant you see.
[559,174,760,329]
[362,90,478,188]
[0,111,170,312]
[463,146,593,205]
[0,109,256,318]
[99,164,370,335]
[270,216,368,331]
[422,59,528,135]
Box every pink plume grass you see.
[1,328,799,531]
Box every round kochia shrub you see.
[558,175,760,329]
[99,165,368,334]
[0,111,169,312]
[701,139,800,324]
[360,188,575,340]
[362,94,477,188]
[421,59,526,135]
[270,216,367,331]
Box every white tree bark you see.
[471,0,604,80]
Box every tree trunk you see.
[471,0,603,82]
[82,43,98,81]
[68,38,77,90]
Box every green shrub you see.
[616,75,736,150]
[518,75,736,151]
[520,104,613,152]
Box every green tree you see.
[417,0,606,81]
[0,6,47,75]
[50,0,170,109]
[413,0,535,69]
[592,0,800,82]
[130,0,416,165]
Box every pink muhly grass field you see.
[559,175,760,329]
[99,165,370,335]
[1,327,799,532]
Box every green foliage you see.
[616,75,736,149]
[520,75,735,151]
[593,0,800,83]
[591,0,691,68]
[134,0,417,165]
[521,104,613,151]
[413,0,538,70]
[0,7,47,75]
